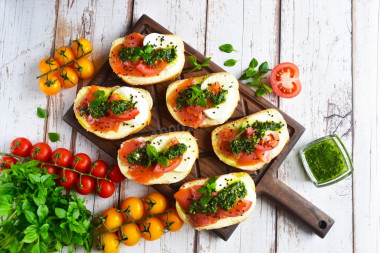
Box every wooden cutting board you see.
[63,14,334,241]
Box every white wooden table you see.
[0,0,379,252]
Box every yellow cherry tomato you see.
[101,233,120,253]
[73,58,94,79]
[101,208,123,232]
[160,208,184,232]
[143,192,167,215]
[120,197,144,221]
[139,217,164,241]
[59,67,79,88]
[38,75,61,96]
[119,223,141,246]
[72,38,92,58]
[54,46,76,66]
[39,57,60,75]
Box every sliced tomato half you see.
[270,62,302,98]
[135,61,167,76]
[124,33,144,47]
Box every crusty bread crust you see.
[166,72,240,128]
[175,172,256,230]
[109,35,185,86]
[73,86,152,140]
[117,131,199,185]
[211,108,290,171]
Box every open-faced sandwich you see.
[109,32,185,85]
[174,172,256,230]
[74,85,152,139]
[166,72,240,128]
[212,109,289,171]
[117,131,198,185]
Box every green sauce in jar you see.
[303,139,347,183]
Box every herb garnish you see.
[219,44,238,53]
[187,56,211,72]
[240,58,272,97]
[37,107,48,119]
[48,132,61,143]
[175,84,227,109]
[224,59,239,67]
[118,45,177,66]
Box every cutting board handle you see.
[256,169,335,238]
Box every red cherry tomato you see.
[124,33,144,47]
[57,169,78,189]
[97,179,115,198]
[10,137,32,157]
[107,165,126,183]
[90,160,108,178]
[0,156,17,170]
[71,153,91,173]
[135,61,167,76]
[51,148,72,167]
[75,175,96,195]
[30,142,52,162]
[270,62,302,98]
[42,164,58,174]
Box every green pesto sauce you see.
[304,139,347,183]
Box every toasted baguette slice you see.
[109,34,185,85]
[117,131,198,185]
[74,86,153,140]
[166,72,240,128]
[175,172,256,230]
[211,108,289,171]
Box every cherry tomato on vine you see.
[59,67,79,88]
[57,169,78,189]
[270,62,302,98]
[90,160,108,178]
[42,164,57,175]
[107,165,126,183]
[75,175,96,195]
[0,156,17,170]
[55,46,75,66]
[38,75,61,96]
[120,197,144,221]
[73,58,94,79]
[10,137,32,157]
[71,153,91,173]
[30,142,52,162]
[139,217,164,241]
[160,208,184,232]
[51,148,72,167]
[101,208,123,232]
[39,57,60,75]
[97,179,115,198]
[72,38,92,58]
[119,223,141,246]
[101,232,120,253]
[143,192,167,215]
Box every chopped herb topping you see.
[175,84,228,109]
[118,45,177,66]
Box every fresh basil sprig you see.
[219,44,238,53]
[240,58,272,97]
[197,177,217,206]
[188,56,211,72]
[146,144,169,167]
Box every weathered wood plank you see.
[352,1,380,252]
[277,0,353,252]
[198,0,279,252]
[0,0,56,148]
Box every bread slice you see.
[109,35,185,86]
[117,131,198,185]
[211,108,289,171]
[74,86,153,140]
[166,72,240,128]
[175,172,256,230]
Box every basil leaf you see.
[37,107,47,119]
[202,57,211,65]
[48,132,60,143]
[236,121,247,138]
[24,210,37,224]
[208,177,217,184]
[187,56,198,66]
[249,58,258,68]
[219,44,237,53]
[239,73,250,81]
[245,68,256,77]
[255,88,266,97]
[157,156,169,166]
[89,99,101,108]
[197,187,209,194]
[224,59,239,67]
[258,62,271,73]
[144,159,151,169]
[144,45,153,54]
[93,90,105,99]
[131,55,140,61]
[55,208,66,219]
[262,83,273,92]
[200,195,212,206]
[146,144,159,158]
[196,97,207,108]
